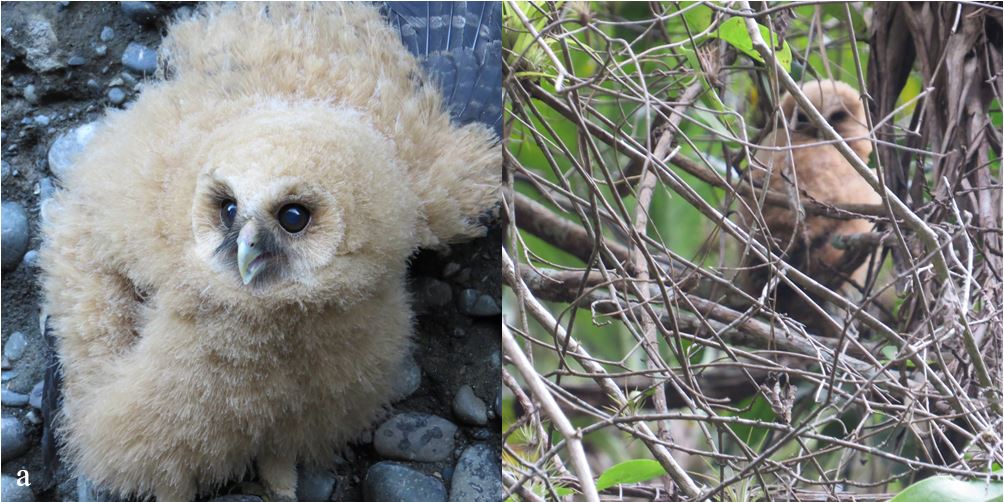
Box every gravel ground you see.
[1,2,501,500]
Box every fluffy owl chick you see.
[739,80,880,329]
[39,3,499,501]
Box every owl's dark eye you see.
[277,204,310,233]
[220,200,237,228]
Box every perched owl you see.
[39,3,499,501]
[739,80,881,331]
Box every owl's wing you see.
[381,1,503,137]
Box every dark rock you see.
[120,2,160,25]
[296,467,337,502]
[2,202,30,271]
[364,462,446,502]
[457,289,501,317]
[448,444,501,502]
[29,380,44,410]
[2,389,30,407]
[121,42,157,74]
[452,385,487,426]
[390,353,421,402]
[374,412,456,462]
[1,417,31,460]
[413,278,452,313]
[1,474,36,502]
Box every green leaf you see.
[595,459,667,491]
[712,17,791,73]
[679,1,713,35]
[889,476,1003,502]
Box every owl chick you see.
[39,3,499,501]
[739,80,881,330]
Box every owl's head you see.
[188,100,420,310]
[780,80,871,158]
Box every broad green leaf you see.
[889,476,1003,502]
[679,2,713,35]
[595,459,667,491]
[712,17,792,73]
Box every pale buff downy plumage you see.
[739,80,881,332]
[40,3,498,500]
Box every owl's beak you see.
[237,223,265,285]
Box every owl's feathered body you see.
[39,3,498,500]
[740,80,880,327]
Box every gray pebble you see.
[23,84,38,104]
[120,2,160,25]
[107,87,126,105]
[296,467,337,502]
[22,250,39,270]
[448,444,502,502]
[206,497,262,502]
[442,262,461,278]
[68,55,87,66]
[38,176,56,203]
[48,121,100,179]
[2,389,30,407]
[1,417,31,460]
[457,289,501,317]
[452,385,488,426]
[2,474,35,502]
[495,388,502,417]
[374,412,456,462]
[2,370,17,382]
[364,462,446,502]
[86,78,102,91]
[1,356,10,370]
[413,278,452,313]
[34,114,50,126]
[100,26,115,42]
[121,42,157,74]
[25,410,42,425]
[29,380,44,410]
[390,354,421,402]
[2,160,10,181]
[5,331,29,361]
[2,202,30,271]
[95,44,107,57]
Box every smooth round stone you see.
[457,289,501,317]
[296,467,337,502]
[22,250,40,270]
[120,2,160,25]
[374,413,456,462]
[23,85,38,104]
[2,202,30,271]
[68,55,87,66]
[1,417,31,460]
[2,389,30,407]
[94,45,107,57]
[413,278,452,313]
[100,26,115,42]
[48,121,99,179]
[2,475,35,502]
[29,380,44,410]
[452,385,487,426]
[364,462,446,502]
[4,331,29,361]
[121,42,157,74]
[390,354,421,402]
[107,87,126,105]
[448,444,502,502]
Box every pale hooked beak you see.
[237,222,266,285]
